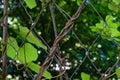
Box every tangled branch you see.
[34,0,86,80]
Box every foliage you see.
[81,72,90,80]
[116,68,120,78]
[24,0,37,9]
[0,0,120,80]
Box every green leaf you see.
[18,43,38,63]
[113,0,120,5]
[43,70,52,79]
[90,15,120,42]
[7,37,19,59]
[115,68,120,78]
[73,79,79,80]
[19,26,47,50]
[108,1,119,12]
[27,62,52,78]
[7,37,38,63]
[81,72,90,80]
[77,0,82,6]
[24,0,37,9]
[90,20,104,32]
[71,0,76,2]
[105,15,120,40]
[59,1,66,7]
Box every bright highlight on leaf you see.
[81,72,90,80]
[24,0,37,9]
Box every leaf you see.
[18,43,38,63]
[90,15,120,42]
[90,20,104,32]
[115,68,120,78]
[71,0,76,2]
[81,72,90,80]
[73,79,79,80]
[7,37,38,63]
[77,0,82,6]
[113,0,120,5]
[59,1,66,7]
[19,26,47,50]
[105,15,120,39]
[24,0,37,9]
[7,37,19,59]
[108,0,120,12]
[27,62,52,78]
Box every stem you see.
[1,0,8,79]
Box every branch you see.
[34,0,86,80]
[1,0,8,79]
[49,3,69,79]
[49,2,57,37]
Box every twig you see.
[87,55,102,76]
[88,1,104,21]
[49,2,57,37]
[72,30,87,51]
[53,0,70,20]
[106,54,120,79]
[69,56,87,79]
[70,29,101,79]
[49,2,68,80]
[19,0,33,23]
[1,0,8,79]
[34,0,86,80]
[52,0,71,58]
[18,0,52,50]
